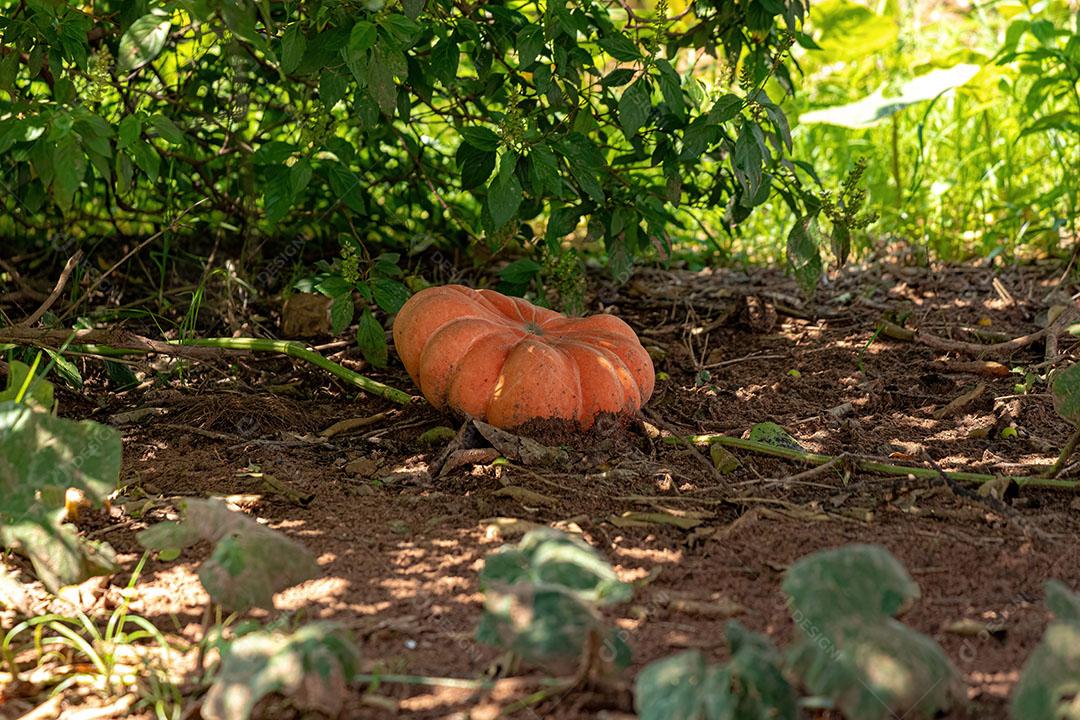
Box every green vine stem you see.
[0,329,414,406]
[664,434,1078,491]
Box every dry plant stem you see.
[19,251,83,327]
[0,328,413,405]
[664,435,1079,491]
[1045,426,1080,479]
[878,316,1070,358]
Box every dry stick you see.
[19,251,83,327]
[880,307,1078,359]
[0,328,414,405]
[662,434,1078,491]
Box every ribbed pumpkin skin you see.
[392,285,655,429]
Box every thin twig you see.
[1045,426,1080,479]
[19,251,84,327]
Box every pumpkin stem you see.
[523,322,544,336]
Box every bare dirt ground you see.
[3,252,1080,719]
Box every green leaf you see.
[368,46,399,116]
[0,402,121,591]
[710,94,744,124]
[137,498,319,611]
[356,308,388,368]
[499,258,541,285]
[1045,580,1080,623]
[830,224,851,266]
[430,37,460,85]
[328,292,354,335]
[203,622,360,720]
[598,32,641,61]
[636,623,795,720]
[655,60,685,120]
[348,21,377,54]
[403,0,425,19]
[786,215,823,299]
[130,143,160,181]
[379,14,421,49]
[488,153,522,227]
[117,115,142,150]
[118,11,172,72]
[52,134,84,210]
[0,361,54,412]
[478,529,632,673]
[281,25,307,74]
[1011,581,1080,720]
[1052,363,1080,425]
[148,115,185,145]
[371,277,410,314]
[461,126,501,152]
[732,124,763,199]
[747,422,804,451]
[517,25,545,67]
[783,544,960,720]
[619,79,651,138]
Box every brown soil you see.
[4,255,1080,719]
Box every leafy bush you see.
[0,0,818,279]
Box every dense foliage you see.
[0,0,820,277]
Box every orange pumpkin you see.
[392,285,655,429]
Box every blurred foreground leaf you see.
[782,544,961,720]
[635,621,796,720]
[138,498,319,611]
[1011,581,1080,720]
[203,622,360,720]
[0,401,120,591]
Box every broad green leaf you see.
[499,258,541,285]
[137,498,319,611]
[488,153,522,227]
[356,308,388,367]
[636,623,796,720]
[281,25,306,73]
[148,115,185,145]
[0,360,55,408]
[328,293,354,335]
[371,277,410,314]
[349,21,377,53]
[784,544,960,720]
[0,402,121,591]
[619,79,651,138]
[480,529,632,606]
[786,215,823,298]
[747,421,804,451]
[1011,582,1080,720]
[457,142,496,189]
[656,59,686,120]
[460,126,501,151]
[117,115,142,149]
[1052,363,1080,425]
[732,124,763,199]
[52,134,84,210]
[517,25,545,68]
[1045,580,1080,623]
[203,622,360,720]
[118,11,172,72]
[598,32,641,61]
